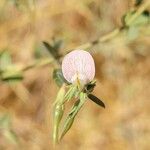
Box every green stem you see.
[126,1,150,26]
[74,1,150,50]
[21,58,53,71]
[1,1,149,77]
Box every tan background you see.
[0,0,150,150]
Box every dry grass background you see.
[0,0,150,150]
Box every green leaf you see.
[60,116,75,140]
[53,85,66,105]
[34,44,43,58]
[59,100,79,140]
[43,41,57,57]
[132,12,149,26]
[88,94,105,108]
[53,86,66,144]
[53,40,63,53]
[79,92,87,102]
[10,0,35,11]
[3,130,19,145]
[1,68,23,83]
[43,40,62,60]
[0,51,23,83]
[123,11,150,27]
[60,92,87,140]
[0,113,19,145]
[53,69,69,87]
[0,114,11,129]
[0,51,12,71]
[135,0,143,6]
[122,11,134,26]
[64,85,77,102]
[127,26,139,41]
[53,104,64,144]
[85,80,96,93]
[68,100,80,116]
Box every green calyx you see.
[53,78,105,144]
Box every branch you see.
[21,58,54,71]
[1,1,149,81]
[75,1,150,50]
[126,1,150,26]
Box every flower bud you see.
[62,50,95,85]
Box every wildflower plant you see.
[53,50,105,144]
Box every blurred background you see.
[0,0,150,150]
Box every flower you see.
[62,50,95,85]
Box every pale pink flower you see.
[62,50,95,85]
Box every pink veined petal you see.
[62,50,95,84]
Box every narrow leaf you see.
[88,94,105,108]
[68,100,80,116]
[122,11,150,27]
[59,100,80,140]
[64,85,77,102]
[0,114,11,129]
[135,0,143,6]
[3,130,19,145]
[43,41,59,59]
[53,104,64,144]
[0,51,12,71]
[1,69,23,83]
[60,92,87,140]
[53,69,69,87]
[53,86,65,144]
[85,80,96,93]
[53,40,62,52]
